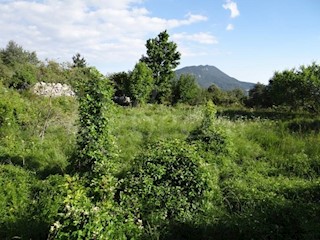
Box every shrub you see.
[49,175,141,240]
[0,165,36,239]
[119,139,208,237]
[188,101,231,157]
[6,63,38,90]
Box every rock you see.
[113,95,131,106]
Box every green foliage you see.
[52,67,142,239]
[0,40,39,67]
[245,82,270,108]
[71,67,115,175]
[172,73,202,105]
[109,71,131,97]
[220,173,320,239]
[112,104,203,164]
[206,84,246,107]
[6,63,38,89]
[0,166,66,239]
[0,41,40,89]
[207,84,225,105]
[1,40,320,239]
[72,53,87,68]
[141,30,181,103]
[120,139,208,237]
[0,83,77,178]
[49,175,141,240]
[267,62,320,112]
[188,101,231,157]
[129,62,154,105]
[0,165,35,238]
[37,60,71,84]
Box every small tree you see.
[207,84,225,105]
[246,82,270,108]
[141,30,181,103]
[8,63,37,89]
[172,73,201,105]
[129,62,154,105]
[108,71,131,97]
[72,53,87,68]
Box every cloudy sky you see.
[1,0,319,84]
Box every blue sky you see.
[0,0,319,84]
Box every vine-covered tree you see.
[129,62,154,105]
[72,67,114,175]
[140,30,181,103]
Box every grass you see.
[1,94,320,239]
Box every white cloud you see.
[223,0,240,18]
[172,32,218,44]
[226,23,234,31]
[0,0,208,73]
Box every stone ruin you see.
[33,82,75,97]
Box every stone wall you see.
[33,82,75,97]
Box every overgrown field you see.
[1,89,320,239]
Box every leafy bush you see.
[49,175,141,240]
[119,139,208,237]
[0,165,68,239]
[188,101,231,157]
[5,63,38,90]
[0,165,35,238]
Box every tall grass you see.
[1,95,320,239]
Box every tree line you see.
[246,63,320,112]
[1,33,319,112]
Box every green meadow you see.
[1,88,319,239]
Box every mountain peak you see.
[175,65,255,91]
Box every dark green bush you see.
[119,139,208,237]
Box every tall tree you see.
[140,30,181,103]
[129,62,154,105]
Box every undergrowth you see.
[0,84,319,239]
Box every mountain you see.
[175,65,255,91]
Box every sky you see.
[0,0,319,84]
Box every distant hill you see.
[175,65,255,91]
